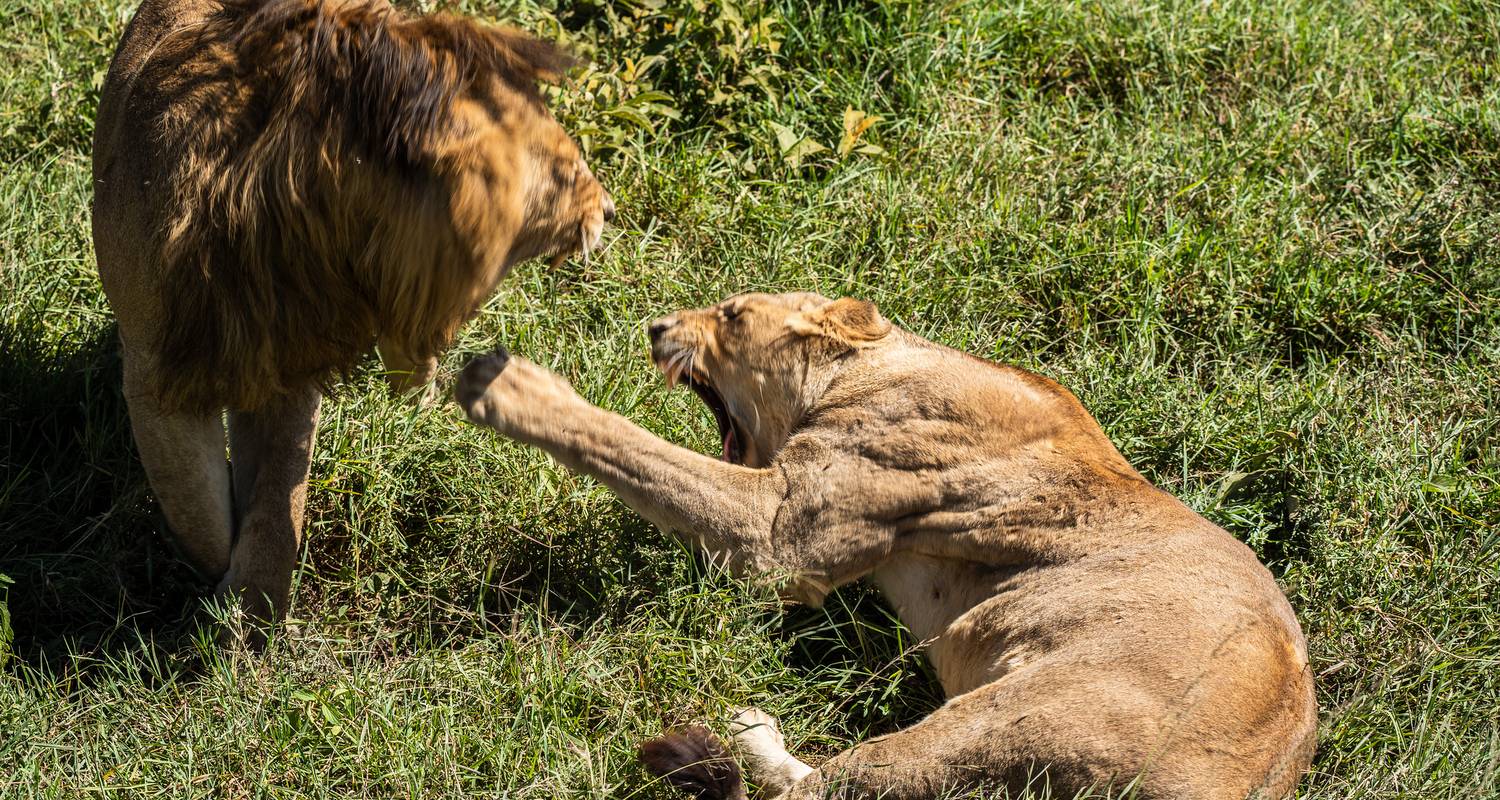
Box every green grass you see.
[1,0,1497,796]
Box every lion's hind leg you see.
[121,351,234,581]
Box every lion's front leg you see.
[378,336,440,405]
[457,350,788,578]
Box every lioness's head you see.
[648,292,891,467]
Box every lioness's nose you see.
[648,317,677,342]
[602,194,616,224]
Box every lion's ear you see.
[787,297,890,347]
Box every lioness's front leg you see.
[458,351,788,578]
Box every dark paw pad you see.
[456,347,511,417]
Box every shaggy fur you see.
[123,0,588,413]
[458,293,1318,800]
[92,0,610,642]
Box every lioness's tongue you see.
[722,426,737,463]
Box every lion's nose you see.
[602,195,616,224]
[647,317,676,342]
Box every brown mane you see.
[222,0,574,165]
[139,0,575,413]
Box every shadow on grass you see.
[780,586,947,738]
[0,317,209,678]
[510,510,945,736]
[380,496,943,736]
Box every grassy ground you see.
[1,0,1497,796]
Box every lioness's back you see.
[846,331,1319,797]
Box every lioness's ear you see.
[787,297,890,346]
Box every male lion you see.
[456,293,1317,799]
[91,0,612,642]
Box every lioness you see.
[92,0,612,642]
[456,293,1317,799]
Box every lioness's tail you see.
[638,726,748,800]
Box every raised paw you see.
[456,348,582,441]
[456,348,511,422]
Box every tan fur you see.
[458,293,1317,800]
[92,0,611,643]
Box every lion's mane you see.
[134,0,572,412]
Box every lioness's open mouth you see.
[684,375,746,465]
[654,347,749,464]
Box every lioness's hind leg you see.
[772,687,1029,800]
[730,708,813,796]
[220,385,321,646]
[777,676,1178,800]
[121,352,233,580]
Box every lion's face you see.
[648,292,890,467]
[501,106,615,269]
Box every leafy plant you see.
[547,0,792,159]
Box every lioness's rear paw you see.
[730,707,786,755]
[730,707,813,792]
